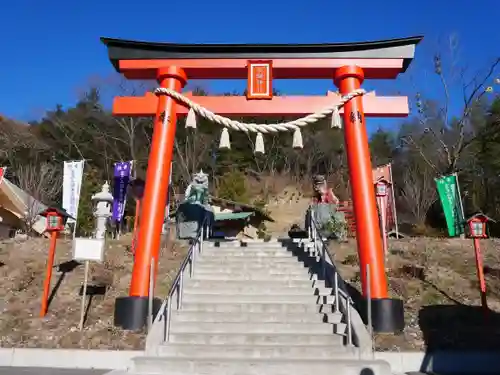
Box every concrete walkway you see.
[0,368,110,375]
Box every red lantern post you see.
[466,213,495,314]
[39,208,73,317]
[375,178,390,259]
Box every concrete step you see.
[204,247,291,252]
[190,273,318,281]
[195,257,307,270]
[194,262,309,275]
[185,278,324,290]
[203,242,290,249]
[181,302,337,314]
[168,332,344,345]
[201,250,294,257]
[199,255,299,263]
[182,285,333,295]
[182,293,335,304]
[156,343,356,359]
[171,310,343,324]
[206,242,285,248]
[193,268,309,277]
[170,321,336,334]
[197,261,304,269]
[199,257,298,265]
[132,357,391,375]
[204,242,286,247]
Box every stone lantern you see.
[91,182,114,239]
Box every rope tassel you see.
[219,127,231,149]
[185,108,197,129]
[331,107,342,129]
[254,132,265,154]
[292,128,303,149]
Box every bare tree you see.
[406,35,500,174]
[71,74,156,177]
[245,133,283,174]
[174,129,212,186]
[172,87,216,187]
[0,117,49,165]
[400,164,437,225]
[15,162,62,234]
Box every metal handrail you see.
[153,217,208,342]
[307,205,356,346]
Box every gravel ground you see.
[330,237,500,351]
[0,234,187,349]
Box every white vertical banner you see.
[62,160,85,224]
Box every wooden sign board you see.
[247,60,273,100]
[72,238,105,262]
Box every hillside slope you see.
[0,235,187,349]
[265,187,311,235]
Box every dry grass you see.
[246,174,313,236]
[0,233,188,349]
[266,188,310,235]
[329,237,500,351]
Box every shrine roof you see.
[101,36,423,72]
[210,196,275,222]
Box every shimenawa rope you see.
[154,87,367,153]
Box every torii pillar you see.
[102,35,422,333]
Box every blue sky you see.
[1,0,499,133]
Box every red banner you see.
[372,163,397,232]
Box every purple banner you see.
[112,161,132,223]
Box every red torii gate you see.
[101,36,422,332]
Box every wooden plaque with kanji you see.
[246,60,273,100]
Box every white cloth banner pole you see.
[454,172,466,234]
[388,163,400,238]
[73,160,85,238]
[62,160,85,235]
[62,162,74,222]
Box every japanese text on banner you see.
[112,161,132,223]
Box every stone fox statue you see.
[310,175,347,241]
[184,170,209,205]
[312,175,339,204]
[177,169,214,240]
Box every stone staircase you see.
[113,239,391,375]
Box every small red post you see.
[39,207,67,317]
[378,195,388,258]
[473,237,488,311]
[375,179,390,260]
[334,66,389,299]
[466,213,493,316]
[40,231,58,317]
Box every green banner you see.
[435,174,465,237]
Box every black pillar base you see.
[359,297,405,333]
[114,296,162,330]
